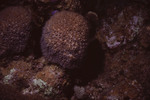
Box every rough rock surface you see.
[96,4,147,49]
[0,56,70,99]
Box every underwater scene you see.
[0,0,150,100]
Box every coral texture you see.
[96,5,147,49]
[41,11,89,69]
[0,6,32,57]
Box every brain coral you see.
[0,6,32,57]
[41,11,89,69]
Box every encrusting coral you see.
[96,5,147,49]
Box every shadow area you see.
[68,39,105,86]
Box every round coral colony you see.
[0,6,32,57]
[41,11,89,69]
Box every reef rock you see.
[96,5,147,49]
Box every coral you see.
[35,65,68,87]
[41,11,89,69]
[0,57,70,98]
[0,83,45,100]
[3,68,16,84]
[77,41,150,99]
[58,0,81,12]
[23,65,70,97]
[1,1,150,99]
[96,5,147,49]
[0,6,32,57]
[1,59,34,87]
[0,56,44,90]
[100,79,143,100]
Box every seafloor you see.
[0,0,150,100]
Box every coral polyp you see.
[41,11,89,69]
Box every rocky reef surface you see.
[0,0,150,100]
